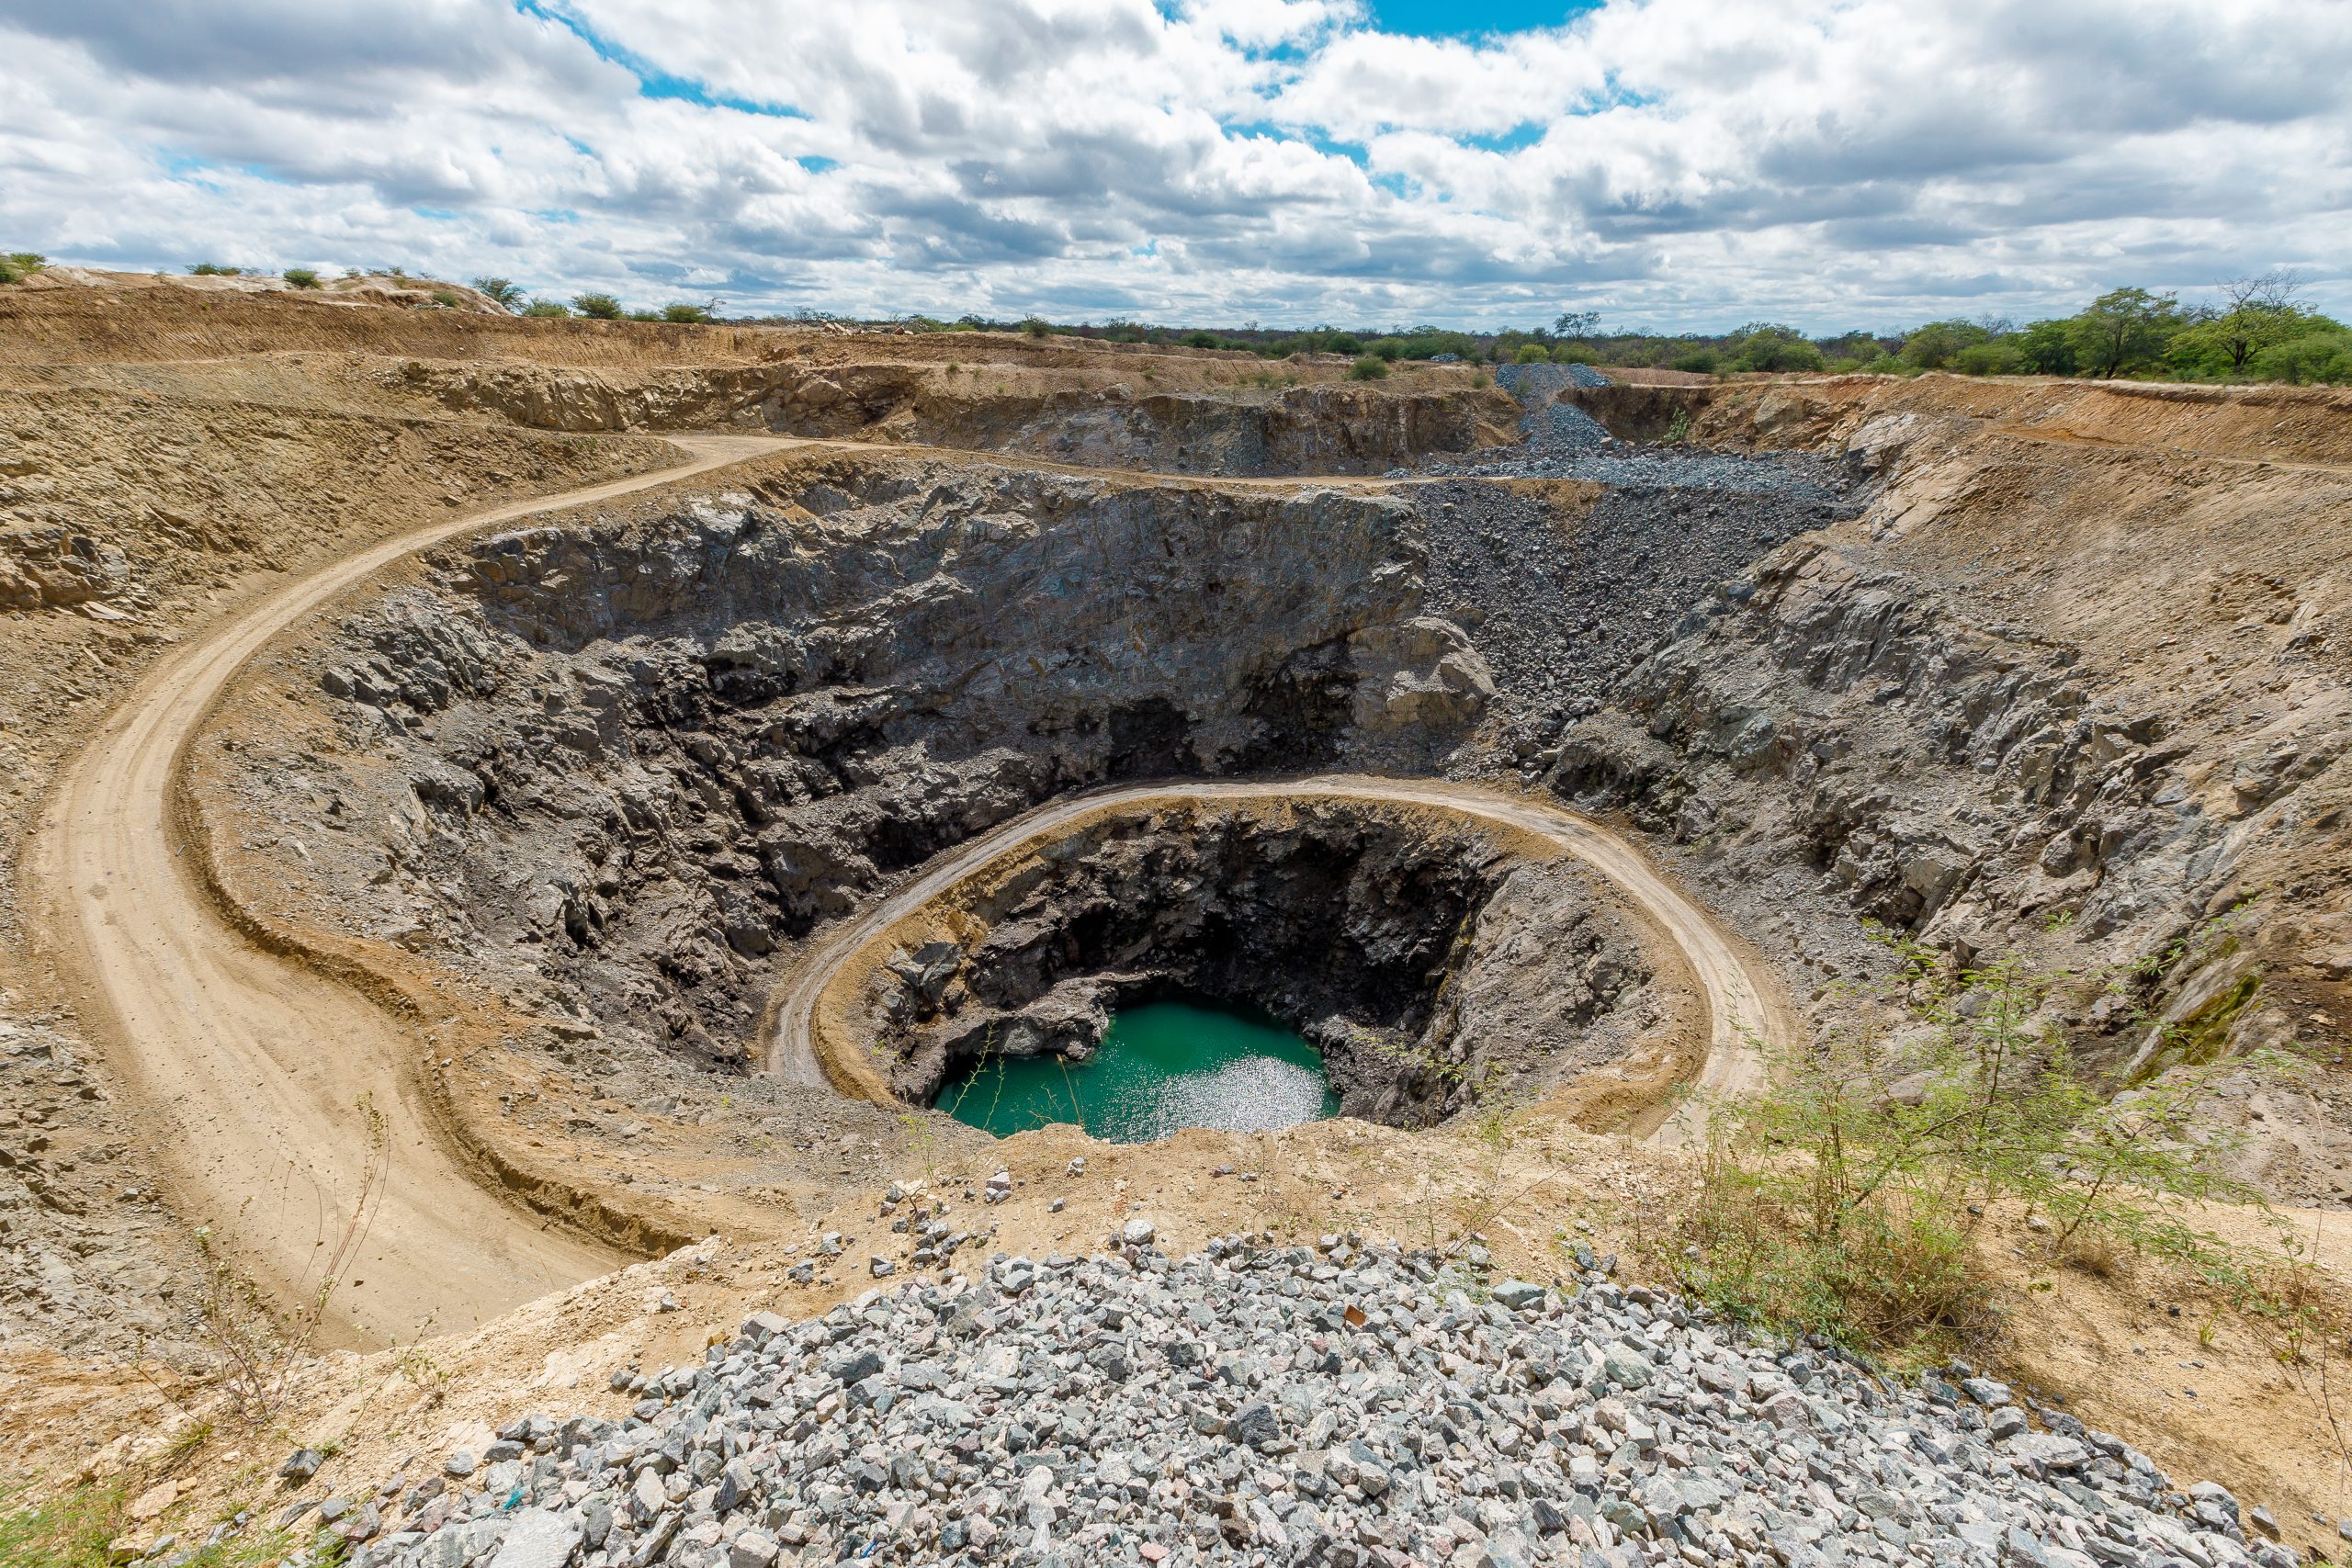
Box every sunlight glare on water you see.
[939,999,1338,1144]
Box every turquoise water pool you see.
[937,998,1338,1143]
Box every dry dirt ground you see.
[4,276,2352,1561]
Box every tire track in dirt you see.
[24,436,789,1346]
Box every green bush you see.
[625,309,662,322]
[1512,344,1551,364]
[1021,317,1051,338]
[0,252,45,285]
[1725,322,1825,373]
[571,292,623,320]
[521,300,571,318]
[2251,330,2352,385]
[1898,319,1992,371]
[1348,355,1389,380]
[1669,347,1722,376]
[1951,340,2023,377]
[472,276,524,309]
[429,288,463,309]
[281,267,320,289]
[1550,344,1597,365]
[2013,320,2075,375]
[661,302,712,324]
[1181,330,1219,349]
[1666,924,2286,1362]
[188,262,242,276]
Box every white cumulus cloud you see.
[1,0,2346,328]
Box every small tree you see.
[1349,355,1389,380]
[1670,924,2290,1358]
[1899,319,1993,371]
[1725,323,1824,373]
[521,299,571,318]
[572,291,623,320]
[2064,286,2182,378]
[0,252,45,285]
[1021,317,1051,338]
[282,267,321,289]
[472,276,525,309]
[188,262,242,276]
[661,301,712,323]
[2014,319,2076,375]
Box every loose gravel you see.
[223,1235,2290,1568]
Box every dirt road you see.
[23,435,787,1346]
[764,777,1790,1145]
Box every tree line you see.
[882,275,2350,387]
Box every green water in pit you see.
[938,999,1339,1143]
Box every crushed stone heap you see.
[304,1236,2279,1568]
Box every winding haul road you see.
[26,431,1787,1345]
[25,435,786,1345]
[764,778,1791,1145]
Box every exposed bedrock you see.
[276,459,1499,1073]
[380,358,1514,475]
[1535,458,2352,1197]
[848,801,1661,1126]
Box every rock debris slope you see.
[318,1237,2286,1568]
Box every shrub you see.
[1951,340,2024,377]
[2013,320,2075,376]
[1725,322,1825,373]
[1669,347,1722,376]
[2251,330,2352,385]
[661,302,712,323]
[1348,355,1389,380]
[187,262,242,276]
[471,276,524,308]
[521,300,571,318]
[1021,317,1051,338]
[1512,344,1551,364]
[0,252,44,285]
[1550,344,1597,365]
[1898,319,1992,371]
[571,291,623,320]
[281,267,320,289]
[625,309,662,322]
[1665,924,2286,1362]
[1182,330,1218,349]
[429,288,463,309]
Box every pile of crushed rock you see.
[231,1233,2285,1568]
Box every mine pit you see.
[191,420,1848,1179]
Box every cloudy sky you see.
[5,0,2349,331]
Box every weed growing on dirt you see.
[1665,924,2294,1365]
[179,1095,390,1424]
[0,1480,128,1568]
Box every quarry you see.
[3,275,2351,1567]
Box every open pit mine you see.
[3,278,2349,1566]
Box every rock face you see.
[852,800,1660,1123]
[387,361,1512,476]
[279,458,1495,1073]
[324,1238,2291,1568]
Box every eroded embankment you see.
[369,355,1520,477]
[1537,375,2352,1201]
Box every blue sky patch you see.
[515,1,805,118]
[1369,0,1602,39]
